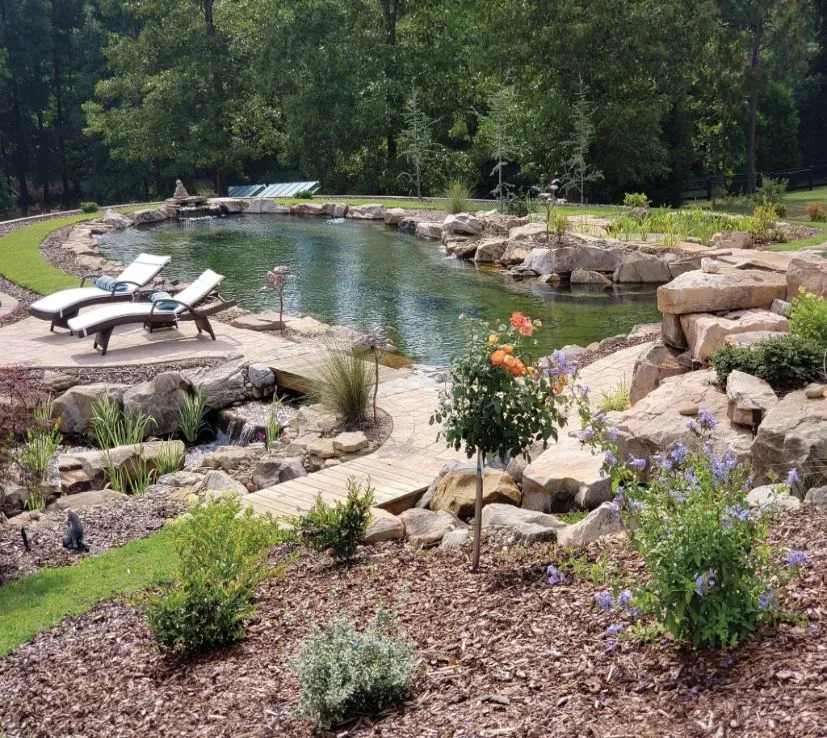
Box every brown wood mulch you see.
[0,490,185,584]
[1,506,826,738]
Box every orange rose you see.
[509,359,526,376]
[503,354,516,366]
[501,344,513,354]
[490,349,506,366]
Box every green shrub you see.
[264,395,284,450]
[103,450,154,495]
[293,189,314,200]
[295,609,422,729]
[18,399,62,510]
[623,192,649,208]
[788,287,827,349]
[807,202,827,222]
[142,496,284,654]
[749,203,779,240]
[295,478,375,560]
[443,180,472,214]
[154,442,184,477]
[312,348,373,427]
[546,209,569,240]
[90,395,153,448]
[177,392,209,445]
[599,378,630,412]
[711,333,823,390]
[755,176,787,217]
[80,201,99,213]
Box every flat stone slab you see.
[0,291,19,317]
[657,269,788,315]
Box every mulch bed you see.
[1,506,826,737]
[0,490,185,584]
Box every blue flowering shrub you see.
[576,399,805,649]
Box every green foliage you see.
[398,89,440,199]
[154,443,185,478]
[264,395,284,450]
[788,288,827,349]
[599,378,630,412]
[750,203,779,241]
[756,176,788,217]
[177,392,209,445]
[80,201,99,213]
[0,528,178,656]
[295,608,422,729]
[89,395,153,448]
[295,478,375,561]
[807,202,827,222]
[623,193,650,208]
[560,79,603,204]
[311,348,373,427]
[711,333,823,390]
[103,451,154,495]
[432,313,570,461]
[443,180,472,214]
[17,399,62,511]
[477,85,522,203]
[546,209,569,240]
[293,189,314,200]
[142,496,284,655]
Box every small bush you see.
[443,180,472,214]
[623,192,649,208]
[295,609,422,729]
[295,478,375,560]
[749,203,778,240]
[264,395,284,450]
[80,201,99,213]
[177,392,209,445]
[312,347,374,427]
[755,176,787,217]
[103,450,154,495]
[154,442,184,477]
[546,209,569,240]
[293,189,314,200]
[90,395,153,448]
[789,287,827,349]
[807,202,827,222]
[142,496,284,654]
[17,399,62,510]
[711,333,823,390]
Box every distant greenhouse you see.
[227,181,320,198]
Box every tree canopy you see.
[0,0,824,214]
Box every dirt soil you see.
[0,490,185,584]
[1,506,825,738]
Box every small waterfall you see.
[237,423,257,446]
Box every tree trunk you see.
[471,448,484,572]
[216,168,228,197]
[373,353,379,423]
[745,37,761,194]
[10,79,30,216]
[52,0,70,209]
[416,163,421,199]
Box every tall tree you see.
[476,85,521,202]
[398,88,439,198]
[561,79,603,204]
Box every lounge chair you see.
[30,253,171,331]
[67,269,237,355]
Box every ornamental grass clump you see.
[312,346,373,427]
[295,608,422,729]
[432,311,572,570]
[576,400,805,649]
[142,496,285,655]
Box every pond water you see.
[97,215,660,365]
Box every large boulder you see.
[185,357,248,408]
[202,469,248,498]
[202,445,263,473]
[132,208,168,225]
[72,440,184,488]
[556,503,624,547]
[101,210,133,230]
[786,255,827,298]
[546,239,623,274]
[384,207,407,226]
[610,370,754,473]
[521,248,555,275]
[507,221,546,242]
[629,342,688,405]
[53,383,128,435]
[614,252,672,283]
[123,371,191,436]
[661,313,688,350]
[500,240,534,266]
[657,269,788,315]
[347,204,386,220]
[48,488,128,512]
[415,221,443,240]
[570,269,612,288]
[399,508,463,548]
[726,371,777,427]
[398,217,420,234]
[209,198,245,214]
[473,238,509,263]
[521,433,611,512]
[244,198,283,214]
[333,431,368,454]
[429,468,521,519]
[291,202,325,216]
[680,309,788,363]
[746,485,801,512]
[446,239,478,260]
[443,213,483,236]
[480,503,566,545]
[364,508,405,544]
[751,391,827,484]
[251,457,306,489]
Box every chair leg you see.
[195,317,216,341]
[97,327,114,356]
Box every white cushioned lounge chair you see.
[30,252,171,331]
[67,269,236,355]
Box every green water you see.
[97,215,659,365]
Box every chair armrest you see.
[110,280,142,295]
[80,273,103,287]
[149,298,193,317]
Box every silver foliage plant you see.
[295,609,422,729]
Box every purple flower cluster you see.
[786,550,808,568]
[723,504,750,527]
[605,623,625,636]
[628,456,647,472]
[694,568,716,597]
[687,409,718,434]
[595,591,615,612]
[546,564,566,586]
[786,468,801,487]
[757,587,776,610]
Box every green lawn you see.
[0,528,177,656]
